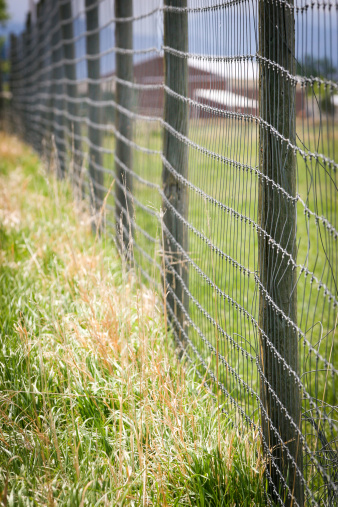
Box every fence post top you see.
[37,0,45,18]
[25,12,31,31]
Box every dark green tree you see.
[0,0,8,23]
[298,54,336,79]
[297,54,337,116]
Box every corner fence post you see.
[258,1,303,505]
[162,0,189,349]
[115,0,134,255]
[59,0,83,183]
[85,0,104,213]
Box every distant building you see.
[133,56,305,118]
[98,55,306,118]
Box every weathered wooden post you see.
[85,0,104,212]
[17,31,27,139]
[50,0,66,176]
[22,14,32,143]
[162,0,189,347]
[258,1,303,505]
[35,0,46,154]
[9,34,18,133]
[30,6,41,152]
[59,0,83,182]
[39,0,51,161]
[0,34,4,123]
[115,0,134,254]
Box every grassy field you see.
[94,117,337,419]
[0,133,268,505]
[92,116,337,504]
[11,108,336,503]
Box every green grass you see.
[0,133,267,505]
[57,117,335,466]
[93,117,337,504]
[97,118,337,420]
[25,110,336,503]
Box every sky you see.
[7,0,31,26]
[1,0,336,67]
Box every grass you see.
[42,113,336,490]
[8,108,336,503]
[93,116,337,503]
[0,133,267,505]
[95,117,337,419]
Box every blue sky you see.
[0,0,32,37]
[7,0,31,26]
[2,0,336,72]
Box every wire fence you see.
[3,0,337,505]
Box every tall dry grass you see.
[0,133,266,505]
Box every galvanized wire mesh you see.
[6,0,337,505]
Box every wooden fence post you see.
[258,1,303,505]
[0,32,4,122]
[85,0,104,212]
[23,15,31,143]
[35,0,45,154]
[115,0,134,254]
[59,0,83,183]
[30,7,41,153]
[39,0,51,161]
[162,0,189,348]
[9,34,18,133]
[50,1,66,176]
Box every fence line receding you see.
[4,0,337,505]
